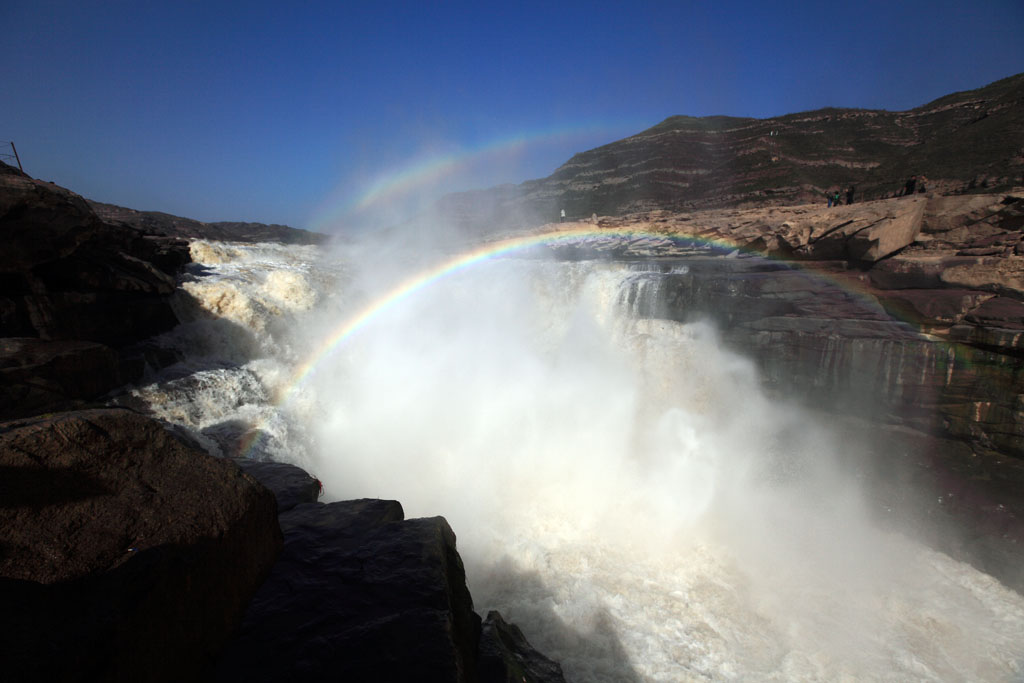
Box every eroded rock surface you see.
[0,408,282,682]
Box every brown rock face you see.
[0,408,283,683]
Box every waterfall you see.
[135,243,1024,682]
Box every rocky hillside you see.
[437,73,1024,233]
[88,199,328,245]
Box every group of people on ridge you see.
[826,186,856,207]
[825,174,928,206]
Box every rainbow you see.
[239,225,978,459]
[308,123,641,233]
[284,228,735,395]
[275,226,865,400]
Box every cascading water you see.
[137,240,1024,682]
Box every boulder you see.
[846,197,926,261]
[0,408,282,682]
[920,194,1004,234]
[216,499,482,682]
[232,458,322,513]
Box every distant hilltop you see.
[87,200,327,245]
[436,73,1024,233]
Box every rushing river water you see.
[135,239,1024,681]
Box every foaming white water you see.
[134,241,332,460]
[139,242,1024,681]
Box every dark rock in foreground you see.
[217,459,566,682]
[217,498,481,682]
[0,408,282,683]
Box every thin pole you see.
[10,141,23,172]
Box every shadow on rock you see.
[0,465,111,508]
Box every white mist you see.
[296,256,1024,681]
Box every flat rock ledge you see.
[0,408,282,683]
[220,459,565,683]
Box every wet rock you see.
[0,408,282,683]
[217,499,482,682]
[478,611,566,683]
[232,458,322,513]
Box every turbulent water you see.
[136,239,1024,682]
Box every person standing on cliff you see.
[833,190,841,207]
[903,175,917,197]
[846,186,855,205]
[826,190,834,208]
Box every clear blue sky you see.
[4,1,1023,233]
